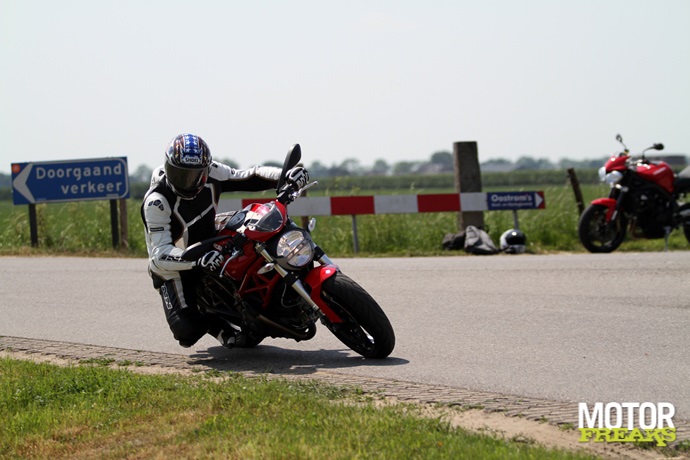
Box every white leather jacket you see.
[141,162,281,281]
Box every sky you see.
[1,0,689,175]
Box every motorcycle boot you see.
[208,324,246,349]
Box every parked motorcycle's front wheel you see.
[319,273,395,359]
[578,204,628,253]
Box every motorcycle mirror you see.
[615,134,628,153]
[180,235,230,261]
[276,143,302,191]
[653,143,664,151]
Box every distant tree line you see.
[2,150,685,201]
[110,152,609,181]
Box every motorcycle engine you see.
[629,189,672,239]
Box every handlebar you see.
[277,180,318,205]
[615,135,664,161]
[180,233,246,262]
[183,144,316,261]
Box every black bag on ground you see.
[464,225,499,255]
[442,231,465,250]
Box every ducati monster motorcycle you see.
[180,144,395,358]
[578,134,690,253]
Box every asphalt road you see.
[1,252,688,419]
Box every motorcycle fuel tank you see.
[636,161,675,194]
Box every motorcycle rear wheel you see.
[320,273,395,359]
[578,204,628,253]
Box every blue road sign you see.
[11,157,129,205]
[487,191,545,211]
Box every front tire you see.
[578,204,627,253]
[320,273,395,359]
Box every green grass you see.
[0,199,149,256]
[0,357,598,459]
[1,182,687,257]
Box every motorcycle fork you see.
[608,186,628,223]
[254,244,343,324]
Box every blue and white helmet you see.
[164,133,212,198]
[500,228,526,254]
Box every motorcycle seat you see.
[674,176,690,194]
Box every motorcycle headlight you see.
[604,170,623,185]
[275,230,314,269]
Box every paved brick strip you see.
[2,335,688,448]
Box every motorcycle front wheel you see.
[320,273,395,359]
[578,204,628,253]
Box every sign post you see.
[11,157,130,248]
[486,191,546,229]
[28,204,38,247]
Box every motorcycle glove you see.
[285,166,309,189]
[198,250,225,274]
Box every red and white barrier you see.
[219,192,495,216]
[218,191,544,253]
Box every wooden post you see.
[29,204,39,247]
[567,168,585,215]
[453,141,484,230]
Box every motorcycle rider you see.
[141,133,309,349]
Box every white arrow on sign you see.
[534,192,544,208]
[12,164,35,204]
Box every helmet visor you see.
[165,163,209,197]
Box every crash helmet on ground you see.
[499,228,526,254]
[164,133,212,198]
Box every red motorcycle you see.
[578,134,690,253]
[181,144,395,358]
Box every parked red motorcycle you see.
[181,144,395,358]
[578,134,690,253]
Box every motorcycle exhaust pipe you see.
[256,314,312,340]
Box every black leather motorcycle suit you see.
[141,161,281,347]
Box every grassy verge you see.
[1,183,688,257]
[0,357,598,459]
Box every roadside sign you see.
[11,157,129,205]
[486,191,545,211]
